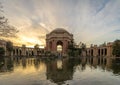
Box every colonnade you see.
[12,46,44,56]
[84,42,113,57]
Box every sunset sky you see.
[1,0,120,47]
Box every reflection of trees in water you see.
[111,58,120,75]
[0,57,13,72]
[46,58,81,85]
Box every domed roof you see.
[51,28,69,34]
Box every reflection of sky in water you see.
[66,65,120,85]
[57,59,63,69]
[0,58,53,85]
[0,58,120,85]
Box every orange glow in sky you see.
[1,0,120,46]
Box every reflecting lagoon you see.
[0,57,120,85]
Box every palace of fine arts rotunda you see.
[46,28,73,56]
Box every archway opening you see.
[98,49,100,56]
[32,51,34,56]
[19,50,22,55]
[13,49,15,55]
[105,48,107,56]
[91,49,93,56]
[26,51,28,56]
[57,45,62,52]
[16,49,18,55]
[57,41,63,52]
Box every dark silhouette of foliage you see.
[68,40,82,57]
[0,2,18,37]
[112,40,120,57]
[81,43,86,51]
[34,44,39,49]
[111,59,120,75]
[0,47,5,55]
[6,41,13,52]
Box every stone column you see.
[93,45,97,57]
[14,49,17,56]
[63,40,67,54]
[46,41,50,51]
[47,42,49,51]
[107,46,111,57]
[107,43,113,57]
[11,51,13,56]
[47,41,51,51]
[33,49,37,56]
[107,47,109,57]
[109,46,112,57]
[22,49,25,56]
[53,40,56,53]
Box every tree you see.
[34,44,39,49]
[68,40,75,56]
[112,40,120,57]
[68,40,82,57]
[101,42,106,47]
[0,47,5,56]
[81,43,86,51]
[6,41,13,55]
[90,44,93,48]
[0,2,18,37]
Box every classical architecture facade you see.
[12,45,44,56]
[0,28,114,57]
[0,40,44,56]
[46,28,73,56]
[83,42,113,57]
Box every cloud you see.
[1,0,120,46]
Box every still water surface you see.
[0,57,120,85]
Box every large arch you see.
[105,48,107,56]
[57,40,63,52]
[16,49,19,55]
[91,49,93,56]
[46,28,73,55]
[98,49,100,56]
